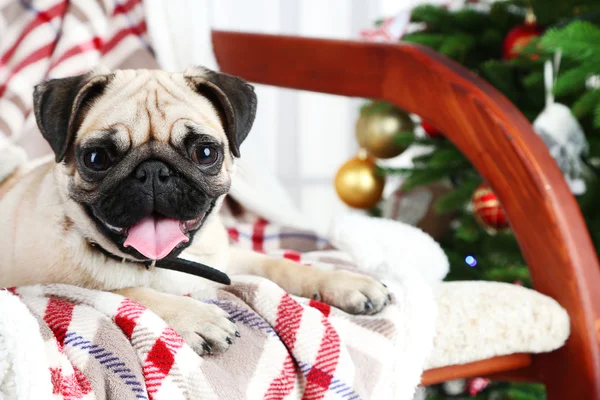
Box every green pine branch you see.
[534,20,600,129]
[435,177,481,213]
[394,131,429,147]
[540,21,600,62]
[401,168,456,190]
[401,33,445,48]
[506,0,600,26]
[553,66,598,97]
[573,89,600,119]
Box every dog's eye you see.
[83,149,112,171]
[192,146,218,165]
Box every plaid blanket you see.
[0,208,435,399]
[0,1,438,399]
[0,0,156,155]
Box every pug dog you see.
[0,67,390,355]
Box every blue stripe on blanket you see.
[206,301,278,337]
[113,0,154,53]
[208,301,361,399]
[18,0,61,40]
[64,331,148,400]
[297,361,361,399]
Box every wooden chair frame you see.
[212,30,600,399]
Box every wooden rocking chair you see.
[211,30,600,399]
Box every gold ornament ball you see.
[356,107,414,159]
[335,155,385,209]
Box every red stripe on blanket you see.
[114,298,147,339]
[0,42,55,98]
[73,366,93,395]
[103,20,147,55]
[45,301,92,399]
[282,251,301,262]
[0,1,67,67]
[4,287,18,295]
[49,20,147,71]
[0,6,147,99]
[228,227,240,242]
[113,0,142,15]
[274,294,304,351]
[44,298,75,345]
[266,296,304,395]
[49,37,104,70]
[50,368,61,395]
[308,300,331,317]
[252,218,268,252]
[302,317,341,399]
[143,326,184,399]
[264,354,297,399]
[55,366,90,400]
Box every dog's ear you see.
[33,73,112,162]
[185,67,257,157]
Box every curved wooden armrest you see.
[421,354,533,386]
[212,31,600,398]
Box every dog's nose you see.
[134,160,172,184]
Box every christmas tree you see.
[338,1,600,398]
[395,1,600,287]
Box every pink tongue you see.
[124,216,188,260]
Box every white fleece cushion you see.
[0,290,53,399]
[329,214,449,286]
[425,281,570,369]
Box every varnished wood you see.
[212,31,600,399]
[420,354,533,386]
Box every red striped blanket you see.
[1,211,418,399]
[0,0,155,156]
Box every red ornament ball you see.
[468,378,491,396]
[472,183,509,231]
[421,120,444,139]
[502,17,542,60]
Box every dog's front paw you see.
[313,270,391,315]
[161,297,239,355]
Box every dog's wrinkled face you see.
[33,67,256,261]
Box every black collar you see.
[90,242,152,266]
[90,242,231,285]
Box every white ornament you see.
[587,74,600,90]
[443,379,466,395]
[533,51,588,195]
